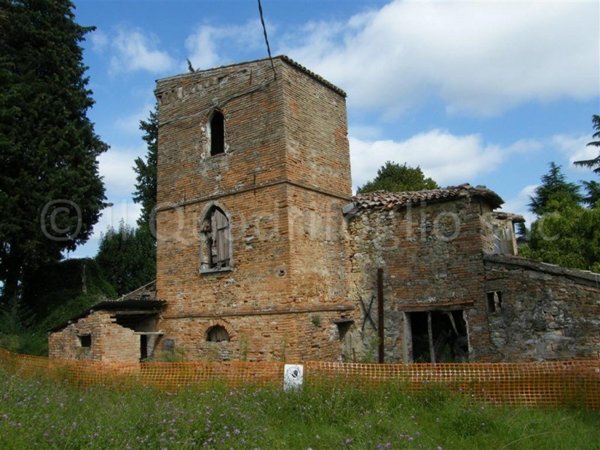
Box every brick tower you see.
[154,56,353,361]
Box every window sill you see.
[200,267,233,275]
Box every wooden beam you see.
[377,268,384,364]
[427,311,436,364]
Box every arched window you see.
[200,206,232,271]
[209,110,225,156]
[206,325,230,342]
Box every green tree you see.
[357,161,439,193]
[521,163,600,272]
[521,202,600,272]
[0,0,107,304]
[528,162,582,216]
[581,180,600,208]
[95,222,155,296]
[574,114,600,174]
[133,105,158,229]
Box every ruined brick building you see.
[49,56,600,363]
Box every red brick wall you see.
[347,198,495,362]
[48,312,141,363]
[154,57,353,361]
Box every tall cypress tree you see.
[0,0,107,303]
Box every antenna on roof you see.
[258,0,276,80]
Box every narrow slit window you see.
[486,291,502,313]
[210,111,225,156]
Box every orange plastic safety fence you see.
[304,360,600,408]
[1,349,598,408]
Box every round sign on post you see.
[283,364,304,391]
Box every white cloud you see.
[552,134,597,170]
[67,202,143,259]
[349,130,538,190]
[98,146,146,198]
[110,28,175,74]
[185,20,268,70]
[96,202,143,233]
[280,0,599,116]
[90,29,108,52]
[114,103,155,135]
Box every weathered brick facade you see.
[344,189,599,363]
[48,287,164,363]
[153,56,353,361]
[49,56,600,363]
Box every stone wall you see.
[484,255,600,361]
[155,57,353,361]
[346,197,496,362]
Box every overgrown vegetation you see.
[0,367,598,449]
[0,259,115,355]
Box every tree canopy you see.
[0,0,107,303]
[521,202,600,273]
[527,162,582,216]
[357,162,439,194]
[521,162,600,272]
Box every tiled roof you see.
[351,184,504,211]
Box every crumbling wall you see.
[48,312,140,363]
[347,198,495,362]
[484,255,600,361]
[481,212,520,256]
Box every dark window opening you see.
[207,325,230,342]
[408,311,468,363]
[487,291,502,313]
[78,334,92,348]
[140,335,148,361]
[115,314,156,332]
[335,320,353,340]
[210,111,225,156]
[200,207,231,271]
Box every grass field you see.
[0,366,599,449]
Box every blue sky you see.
[69,0,599,258]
